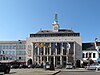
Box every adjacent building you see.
[0,40,26,64]
[26,14,82,67]
[82,38,100,64]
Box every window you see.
[19,57,21,60]
[93,53,96,58]
[82,53,85,58]
[13,46,16,49]
[3,51,4,54]
[89,53,91,58]
[0,46,2,49]
[3,46,5,49]
[86,53,88,58]
[99,53,100,58]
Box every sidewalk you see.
[60,68,97,72]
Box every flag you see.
[67,42,70,50]
[60,43,65,49]
[40,43,44,48]
[53,43,57,48]
[35,43,39,48]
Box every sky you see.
[0,0,100,43]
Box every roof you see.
[82,43,96,50]
[96,42,100,46]
[36,29,75,34]
[0,40,26,44]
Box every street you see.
[57,71,100,75]
[4,68,60,75]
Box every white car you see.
[66,63,73,69]
[45,62,50,70]
[86,64,100,70]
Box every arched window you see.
[82,53,85,58]
[86,53,88,58]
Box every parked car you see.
[19,64,28,68]
[66,62,73,69]
[0,63,10,74]
[11,64,20,69]
[28,64,35,68]
[45,62,55,70]
[86,63,100,70]
[45,62,50,70]
[35,63,44,68]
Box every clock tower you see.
[52,14,60,32]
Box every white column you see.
[55,43,57,55]
[66,43,68,64]
[47,48,49,62]
[60,56,62,65]
[43,44,45,55]
[73,42,76,67]
[37,57,39,64]
[49,43,51,55]
[38,47,39,55]
[61,42,63,55]
[60,43,63,65]
[34,53,36,64]
[54,55,55,67]
[40,53,42,64]
[66,53,68,64]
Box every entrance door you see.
[76,60,81,67]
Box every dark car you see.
[19,64,28,68]
[11,64,20,69]
[0,63,10,74]
[45,62,55,70]
[35,64,42,68]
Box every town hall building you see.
[26,14,82,67]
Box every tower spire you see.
[54,13,58,24]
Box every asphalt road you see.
[4,68,59,75]
[57,71,100,75]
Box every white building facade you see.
[82,39,100,64]
[0,40,26,64]
[26,14,82,67]
[82,50,98,62]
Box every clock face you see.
[54,27,58,30]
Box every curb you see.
[62,70,93,72]
[52,70,61,75]
[61,69,97,72]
